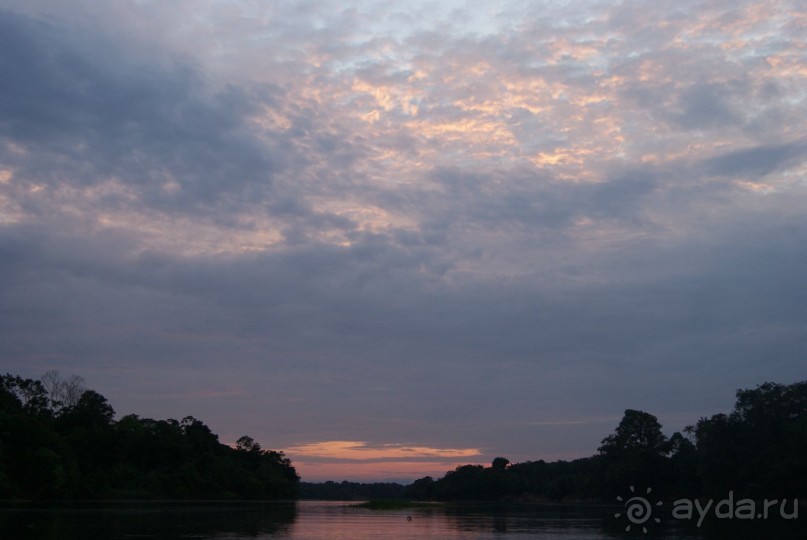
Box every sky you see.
[0,0,805,483]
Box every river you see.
[0,500,802,538]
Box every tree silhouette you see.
[40,370,86,411]
[0,373,300,500]
[598,409,667,456]
[236,435,262,453]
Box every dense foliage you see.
[406,380,807,502]
[298,480,407,500]
[3,373,804,503]
[0,373,299,500]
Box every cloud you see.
[285,440,483,482]
[703,142,807,178]
[287,441,480,461]
[0,0,805,481]
[528,417,623,427]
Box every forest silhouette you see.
[0,372,298,499]
[1,373,804,503]
[405,380,807,502]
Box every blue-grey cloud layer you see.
[1,1,805,481]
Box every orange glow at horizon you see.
[287,440,480,460]
[284,441,484,482]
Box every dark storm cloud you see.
[0,8,283,209]
[703,142,807,178]
[672,82,744,129]
[391,165,666,238]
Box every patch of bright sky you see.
[356,0,528,39]
[311,0,535,74]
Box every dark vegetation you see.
[405,380,807,502]
[0,372,299,500]
[298,480,406,500]
[2,372,804,505]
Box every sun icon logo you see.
[614,486,663,533]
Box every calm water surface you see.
[0,500,802,539]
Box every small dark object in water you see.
[407,515,412,521]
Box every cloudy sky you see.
[1,0,805,482]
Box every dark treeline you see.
[0,372,299,500]
[405,380,807,502]
[299,480,406,500]
[3,373,805,503]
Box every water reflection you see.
[0,500,803,539]
[286,501,610,539]
[0,500,297,539]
